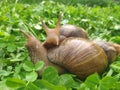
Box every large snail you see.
[20,13,120,79]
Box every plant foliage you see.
[0,0,120,90]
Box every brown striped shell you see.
[47,38,108,79]
[94,40,120,64]
[60,25,88,42]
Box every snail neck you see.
[26,41,66,74]
[26,38,50,65]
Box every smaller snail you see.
[40,12,88,48]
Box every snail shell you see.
[60,24,88,42]
[47,38,108,79]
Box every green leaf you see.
[16,87,26,90]
[7,44,16,52]
[58,74,74,88]
[114,82,120,90]
[34,79,66,90]
[15,64,23,73]
[25,71,38,82]
[0,31,6,36]
[26,82,40,90]
[0,49,4,57]
[0,70,13,77]
[0,43,6,48]
[42,66,59,84]
[34,24,42,30]
[110,36,120,43]
[10,58,22,62]
[99,76,117,90]
[35,61,44,71]
[110,63,120,73]
[78,83,87,90]
[6,78,26,88]
[0,80,12,90]
[85,73,100,88]
[22,61,34,71]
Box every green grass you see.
[5,0,120,6]
[1,0,120,90]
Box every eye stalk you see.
[40,12,62,48]
[19,29,32,39]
